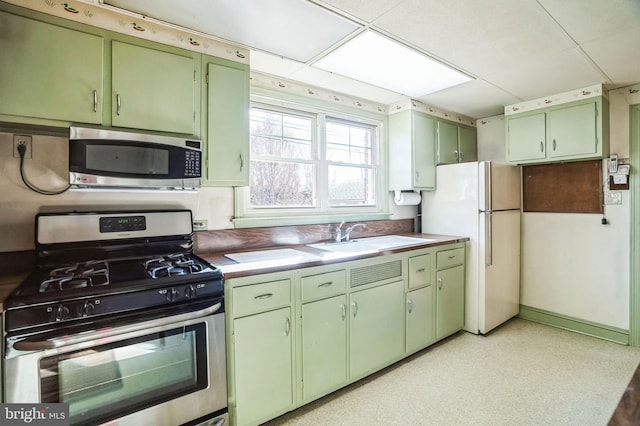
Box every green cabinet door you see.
[112,41,195,134]
[458,125,477,163]
[548,101,598,159]
[301,295,348,401]
[406,285,435,353]
[0,11,103,124]
[205,59,249,186]
[436,120,459,164]
[233,307,294,426]
[349,280,404,379]
[436,265,465,339]
[413,112,436,189]
[506,112,546,162]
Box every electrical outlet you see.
[13,135,32,159]
[193,219,208,231]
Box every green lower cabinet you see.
[405,285,435,353]
[301,295,348,401]
[233,307,294,426]
[436,265,465,339]
[349,280,405,379]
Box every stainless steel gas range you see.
[3,210,227,426]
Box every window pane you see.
[328,165,375,206]
[326,121,373,165]
[250,109,312,160]
[250,160,314,207]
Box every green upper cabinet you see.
[548,102,598,159]
[203,57,250,186]
[0,10,104,124]
[506,112,546,162]
[111,41,196,134]
[389,109,436,191]
[506,94,609,165]
[436,120,477,164]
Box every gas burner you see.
[39,260,110,292]
[144,255,205,279]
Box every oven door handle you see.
[12,301,222,352]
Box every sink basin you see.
[306,235,436,258]
[221,248,321,272]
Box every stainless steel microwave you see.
[69,126,202,190]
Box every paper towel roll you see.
[393,190,421,206]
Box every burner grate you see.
[39,260,110,292]
[144,255,205,279]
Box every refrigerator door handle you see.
[483,161,492,211]
[485,211,493,266]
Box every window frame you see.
[234,93,389,228]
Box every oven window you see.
[40,323,207,426]
[86,144,169,175]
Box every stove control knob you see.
[185,285,198,299]
[81,301,95,317]
[54,305,70,322]
[167,288,179,302]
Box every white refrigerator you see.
[422,161,521,334]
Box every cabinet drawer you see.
[408,253,432,289]
[301,270,346,302]
[232,279,291,317]
[436,247,464,269]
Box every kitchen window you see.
[235,101,386,226]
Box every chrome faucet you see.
[334,222,367,242]
[344,223,366,241]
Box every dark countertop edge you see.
[0,233,469,310]
[200,233,469,279]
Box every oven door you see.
[4,301,226,426]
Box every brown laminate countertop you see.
[200,233,468,279]
[0,233,468,311]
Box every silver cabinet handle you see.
[415,171,420,183]
[540,141,544,152]
[438,277,443,290]
[407,298,413,314]
[448,255,456,260]
[239,153,244,171]
[416,268,425,273]
[453,150,459,160]
[254,293,273,300]
[459,151,464,162]
[116,94,121,116]
[340,303,346,321]
[552,139,556,151]
[318,281,333,288]
[93,90,98,112]
[351,301,358,317]
[284,317,290,336]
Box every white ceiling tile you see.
[417,79,521,119]
[105,0,360,62]
[371,0,575,77]
[582,27,640,86]
[485,47,606,100]
[311,0,406,23]
[250,51,306,78]
[537,0,640,43]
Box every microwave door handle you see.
[12,301,222,352]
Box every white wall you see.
[477,87,639,330]
[0,130,235,252]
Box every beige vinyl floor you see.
[266,318,640,426]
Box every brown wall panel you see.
[523,160,603,213]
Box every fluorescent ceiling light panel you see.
[105,0,359,63]
[314,31,472,97]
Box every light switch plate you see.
[605,191,622,205]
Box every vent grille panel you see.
[350,260,402,288]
